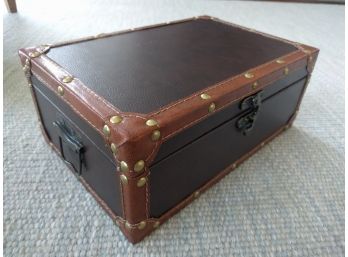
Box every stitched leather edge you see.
[18,17,320,244]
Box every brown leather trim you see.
[19,16,319,244]
[151,49,308,142]
[18,17,318,170]
[287,49,319,125]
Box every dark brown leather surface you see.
[153,66,308,164]
[150,76,307,217]
[47,19,297,113]
[18,16,319,244]
[32,76,123,217]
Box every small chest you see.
[19,16,318,243]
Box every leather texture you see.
[153,66,308,163]
[46,19,297,114]
[32,76,123,217]
[18,16,320,244]
[150,76,307,217]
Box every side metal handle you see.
[53,121,85,175]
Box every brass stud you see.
[194,191,200,198]
[153,221,160,228]
[276,59,285,64]
[252,81,258,90]
[62,75,74,83]
[138,221,146,230]
[208,103,216,113]
[137,177,147,187]
[120,161,129,172]
[244,72,254,79]
[134,160,145,172]
[102,124,110,136]
[110,143,117,154]
[200,93,211,100]
[29,51,40,58]
[57,86,64,96]
[110,115,122,124]
[120,174,128,185]
[151,130,161,141]
[146,119,158,127]
[125,221,132,230]
[284,67,289,75]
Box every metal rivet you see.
[194,191,200,198]
[261,142,265,147]
[110,143,117,154]
[151,130,161,141]
[284,67,289,75]
[134,160,145,172]
[57,86,64,96]
[276,59,285,64]
[29,51,40,58]
[153,221,160,228]
[146,119,158,127]
[200,93,211,100]
[252,81,258,90]
[137,177,147,187]
[138,221,146,230]
[103,124,110,136]
[120,161,129,172]
[244,72,254,79]
[232,163,237,169]
[208,103,216,113]
[120,174,128,185]
[125,221,132,230]
[110,115,122,124]
[62,75,74,83]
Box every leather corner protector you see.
[108,114,162,225]
[119,219,160,244]
[110,114,163,175]
[297,44,319,73]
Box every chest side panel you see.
[31,76,123,217]
[149,75,308,218]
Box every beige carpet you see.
[3,0,344,256]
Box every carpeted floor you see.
[3,1,344,256]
